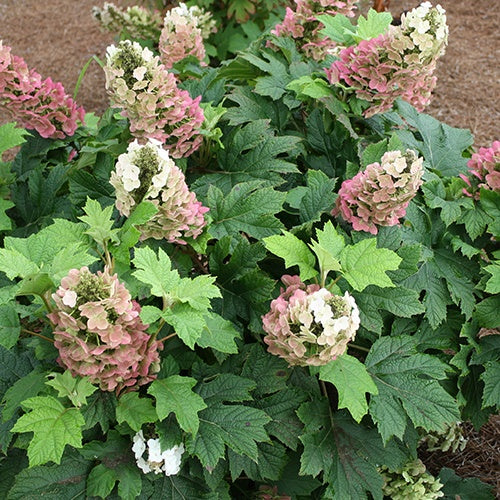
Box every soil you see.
[0,0,499,495]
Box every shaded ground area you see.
[0,0,499,495]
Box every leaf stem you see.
[22,328,54,343]
[349,343,370,353]
[319,378,336,430]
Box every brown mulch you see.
[0,0,499,495]
[420,415,500,496]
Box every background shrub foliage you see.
[0,1,498,499]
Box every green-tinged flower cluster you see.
[49,267,162,393]
[333,149,424,234]
[420,421,468,453]
[92,2,163,40]
[380,459,444,500]
[262,275,360,366]
[104,40,204,158]
[110,139,208,244]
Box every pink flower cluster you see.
[333,149,424,234]
[262,275,360,366]
[104,40,204,158]
[271,0,357,60]
[325,3,448,117]
[0,41,85,139]
[49,267,162,393]
[159,3,216,69]
[460,141,500,198]
[110,139,208,244]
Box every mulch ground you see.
[0,0,499,495]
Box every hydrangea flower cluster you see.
[92,2,163,40]
[0,41,85,139]
[271,0,357,60]
[460,140,500,198]
[325,3,448,116]
[159,3,216,69]
[49,267,162,393]
[104,40,204,158]
[420,421,468,453]
[110,139,208,244]
[380,459,444,500]
[262,275,360,366]
[333,149,424,234]
[132,430,184,476]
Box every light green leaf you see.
[0,303,20,349]
[0,248,39,280]
[116,392,157,432]
[484,264,500,294]
[139,305,163,324]
[340,239,401,291]
[148,375,207,435]
[78,197,119,247]
[197,312,241,354]
[356,9,392,41]
[317,14,356,45]
[263,231,317,281]
[45,371,97,408]
[12,396,85,466]
[162,303,206,349]
[15,273,54,298]
[319,354,378,422]
[132,246,180,298]
[174,275,221,311]
[310,221,344,281]
[0,122,28,156]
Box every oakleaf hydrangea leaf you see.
[263,231,317,281]
[0,303,20,349]
[133,246,180,298]
[319,354,378,422]
[148,375,207,435]
[11,396,85,466]
[45,371,97,408]
[309,221,344,281]
[78,197,119,247]
[480,362,500,409]
[340,239,401,291]
[115,392,157,432]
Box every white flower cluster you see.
[401,2,448,62]
[306,289,360,346]
[110,139,173,216]
[132,430,184,476]
[164,3,217,39]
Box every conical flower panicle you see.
[325,3,448,117]
[380,459,444,500]
[49,267,162,393]
[104,40,204,158]
[93,2,163,40]
[262,275,360,366]
[110,139,208,244]
[159,3,216,69]
[333,149,424,234]
[0,41,85,139]
[460,140,500,198]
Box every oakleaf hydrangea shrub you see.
[110,139,208,243]
[0,2,498,499]
[49,267,162,393]
[0,40,85,139]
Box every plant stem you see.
[319,379,336,431]
[349,343,370,353]
[22,328,54,343]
